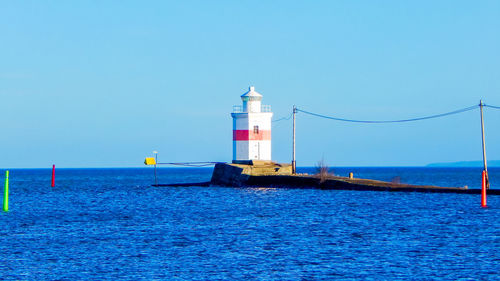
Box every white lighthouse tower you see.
[231,86,273,163]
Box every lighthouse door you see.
[253,142,259,159]
[257,142,261,160]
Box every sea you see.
[0,167,498,280]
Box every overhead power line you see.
[273,112,293,123]
[296,105,478,123]
[485,104,500,110]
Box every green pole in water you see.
[3,170,8,212]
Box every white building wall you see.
[232,112,273,161]
[248,100,261,113]
[233,140,250,161]
[248,113,272,130]
[233,114,248,130]
[247,140,272,160]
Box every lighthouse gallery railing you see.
[232,105,272,113]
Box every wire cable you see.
[272,112,293,123]
[484,104,500,110]
[296,105,478,123]
[157,162,223,167]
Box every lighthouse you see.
[231,86,273,163]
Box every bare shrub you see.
[391,176,401,184]
[315,158,332,184]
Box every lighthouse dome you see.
[241,86,263,101]
[241,86,263,112]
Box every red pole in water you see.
[51,165,55,187]
[481,170,487,208]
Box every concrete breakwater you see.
[157,162,500,195]
[210,161,293,186]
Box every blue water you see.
[0,167,498,280]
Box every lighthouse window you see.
[254,126,259,134]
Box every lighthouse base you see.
[232,160,274,165]
[211,162,293,186]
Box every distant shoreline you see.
[2,163,500,169]
[426,160,500,167]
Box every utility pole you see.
[292,105,296,174]
[479,100,489,189]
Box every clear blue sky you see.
[1,1,499,168]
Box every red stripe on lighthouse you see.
[233,130,271,141]
[233,130,249,140]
